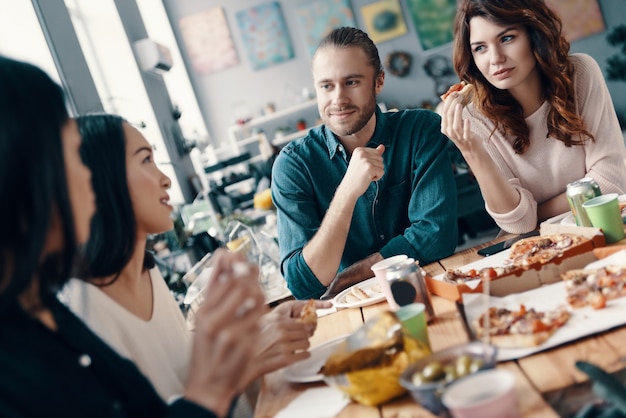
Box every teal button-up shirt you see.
[271,106,458,299]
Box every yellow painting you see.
[545,0,605,42]
[361,0,407,43]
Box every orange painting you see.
[545,0,605,42]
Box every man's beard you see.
[324,97,376,137]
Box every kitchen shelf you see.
[272,124,321,147]
[229,99,317,134]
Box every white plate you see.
[332,277,386,309]
[283,335,349,383]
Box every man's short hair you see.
[314,27,383,75]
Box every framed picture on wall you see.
[545,0,605,42]
[361,0,408,43]
[296,0,356,56]
[406,0,456,51]
[236,2,294,71]
[178,7,239,75]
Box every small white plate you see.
[283,335,349,383]
[332,277,386,309]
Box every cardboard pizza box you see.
[426,225,605,302]
[425,267,540,302]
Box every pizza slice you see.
[443,266,517,284]
[562,266,626,310]
[345,286,370,304]
[472,304,571,348]
[508,234,588,267]
[440,81,474,105]
[299,299,318,326]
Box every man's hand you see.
[340,144,385,200]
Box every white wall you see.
[163,0,626,150]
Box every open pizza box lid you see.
[425,225,606,302]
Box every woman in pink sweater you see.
[441,0,626,234]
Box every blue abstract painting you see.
[296,0,356,57]
[236,2,294,70]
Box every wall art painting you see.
[179,7,239,75]
[296,0,356,56]
[361,0,408,43]
[545,0,605,42]
[236,2,294,71]
[406,0,456,51]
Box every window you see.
[0,0,59,83]
[64,0,184,203]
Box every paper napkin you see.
[273,386,350,418]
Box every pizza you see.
[508,234,588,267]
[440,81,474,105]
[299,299,317,326]
[472,304,571,348]
[344,283,382,304]
[561,266,626,310]
[443,266,517,284]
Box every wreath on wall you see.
[384,51,412,77]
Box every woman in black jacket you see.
[0,55,265,418]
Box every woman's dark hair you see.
[453,0,594,153]
[0,56,76,308]
[315,27,383,76]
[78,114,153,284]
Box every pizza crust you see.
[488,331,554,348]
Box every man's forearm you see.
[321,253,384,299]
[302,183,358,286]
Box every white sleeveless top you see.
[59,268,192,402]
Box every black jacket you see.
[0,295,217,418]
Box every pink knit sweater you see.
[464,53,626,233]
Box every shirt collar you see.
[322,105,391,160]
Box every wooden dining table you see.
[253,236,626,418]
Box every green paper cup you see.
[395,303,431,350]
[582,193,625,243]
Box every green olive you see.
[444,366,458,383]
[455,354,472,377]
[422,361,445,382]
[469,358,485,374]
[411,371,425,386]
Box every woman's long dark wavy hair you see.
[77,114,153,286]
[0,56,77,311]
[453,0,594,153]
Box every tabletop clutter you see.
[277,182,626,417]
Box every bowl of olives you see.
[399,341,497,415]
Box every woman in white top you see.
[62,114,326,405]
[441,0,626,234]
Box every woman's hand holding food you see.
[440,83,522,215]
[243,299,332,385]
[183,250,265,417]
[440,91,486,161]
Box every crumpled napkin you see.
[273,386,350,418]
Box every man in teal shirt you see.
[271,27,458,300]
